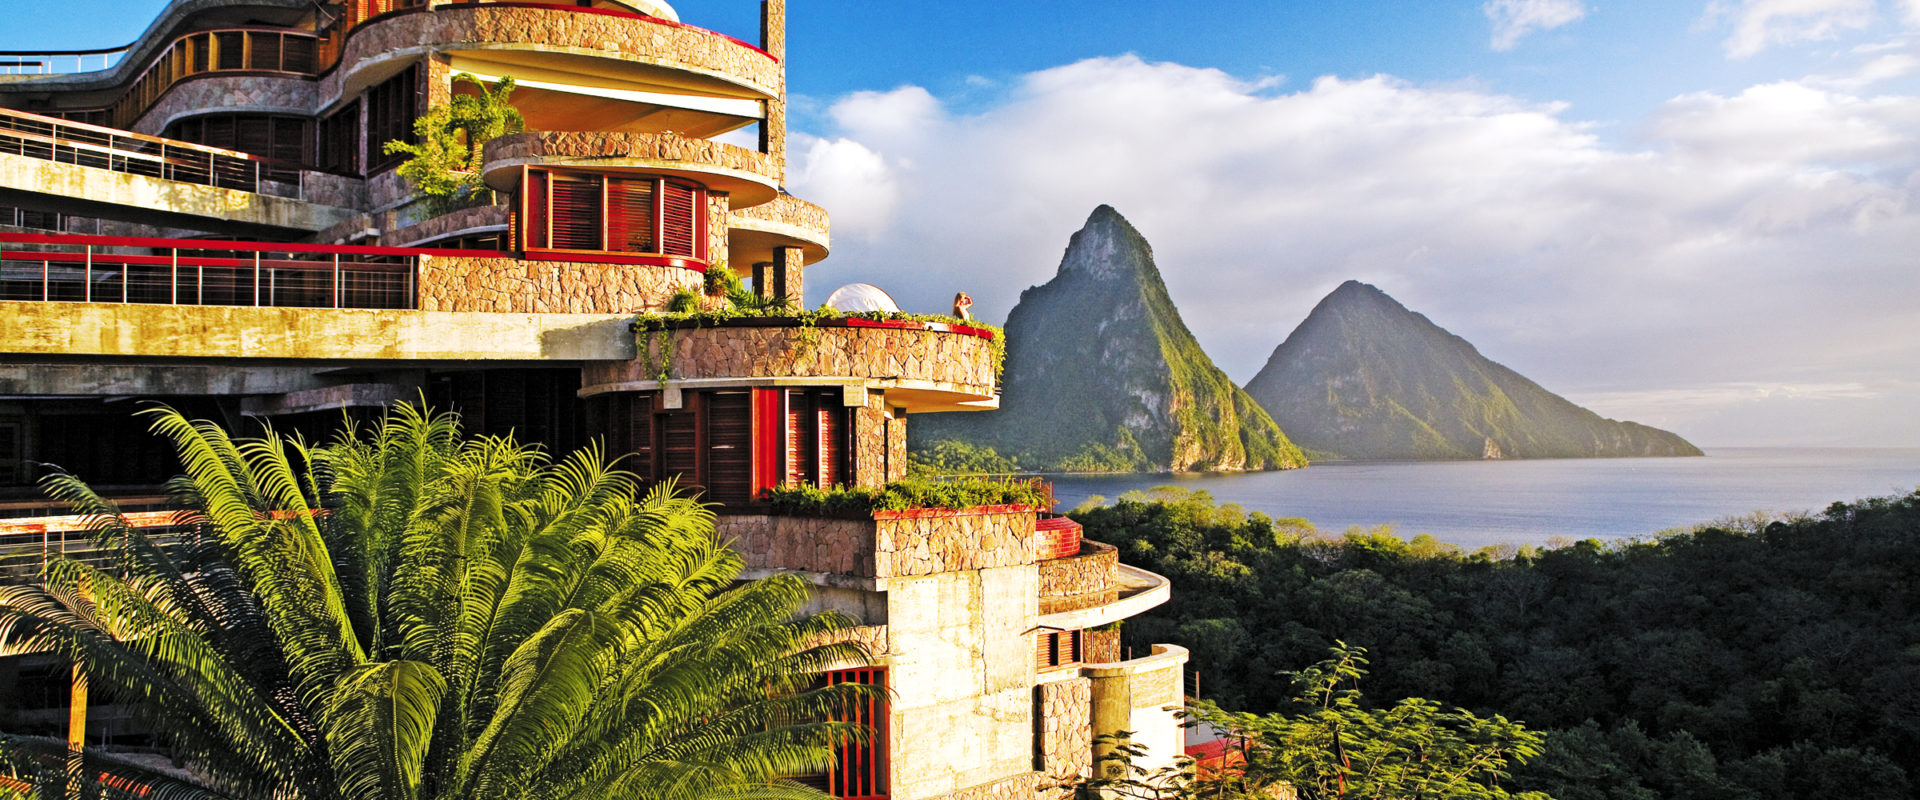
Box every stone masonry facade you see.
[322,4,780,110]
[417,255,699,313]
[1037,540,1119,615]
[588,323,999,394]
[1037,678,1094,785]
[483,130,778,187]
[719,506,1040,580]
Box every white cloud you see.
[1707,0,1877,58]
[788,54,1920,445]
[1485,0,1590,50]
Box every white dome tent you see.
[823,283,902,313]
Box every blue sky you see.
[11,1,1920,447]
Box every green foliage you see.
[385,74,524,218]
[1073,487,1920,798]
[761,476,1053,516]
[907,439,1018,476]
[0,404,872,800]
[1188,643,1548,800]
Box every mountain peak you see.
[1056,205,1151,281]
[1245,282,1701,461]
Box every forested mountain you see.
[1076,488,1920,799]
[913,206,1305,473]
[1243,280,1701,460]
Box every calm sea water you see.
[1046,448,1920,550]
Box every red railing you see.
[0,106,307,195]
[0,232,490,310]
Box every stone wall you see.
[728,192,829,244]
[1037,678,1093,785]
[301,171,371,212]
[324,4,780,108]
[854,404,889,489]
[390,204,510,247]
[416,254,698,313]
[1084,627,1122,664]
[719,506,1038,580]
[874,506,1037,578]
[705,192,731,272]
[716,514,875,577]
[924,772,1042,800]
[130,75,319,136]
[1038,540,1119,615]
[584,322,999,395]
[886,410,908,482]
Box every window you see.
[1037,630,1082,671]
[164,114,313,181]
[781,389,851,490]
[364,64,421,173]
[520,167,706,259]
[316,100,360,175]
[584,388,848,507]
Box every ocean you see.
[1045,448,1920,550]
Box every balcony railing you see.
[0,46,129,76]
[0,232,439,310]
[0,106,307,194]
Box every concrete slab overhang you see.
[0,302,637,362]
[0,153,355,234]
[1037,564,1173,631]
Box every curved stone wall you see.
[583,320,999,405]
[128,74,319,135]
[482,130,778,207]
[417,253,700,313]
[1039,539,1120,615]
[728,192,829,263]
[325,5,779,106]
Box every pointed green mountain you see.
[915,206,1306,473]
[1243,280,1702,461]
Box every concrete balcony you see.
[718,504,1042,589]
[482,131,779,207]
[1039,562,1173,632]
[1039,539,1120,615]
[581,317,1001,412]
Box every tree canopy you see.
[0,404,870,800]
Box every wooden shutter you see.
[605,176,656,253]
[215,32,245,71]
[1036,630,1083,671]
[250,32,282,71]
[786,390,817,487]
[661,180,700,257]
[819,394,847,488]
[660,411,698,491]
[548,174,602,251]
[523,169,549,250]
[705,391,752,505]
[753,388,785,500]
[283,35,316,73]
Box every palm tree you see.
[0,404,871,800]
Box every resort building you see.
[0,2,1187,797]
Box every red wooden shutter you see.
[819,397,847,488]
[605,176,656,253]
[523,169,549,250]
[548,174,602,251]
[705,391,752,505]
[661,181,700,257]
[824,667,889,800]
[786,390,817,487]
[753,388,785,499]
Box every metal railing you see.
[0,47,128,76]
[0,106,305,195]
[0,510,196,581]
[0,232,429,310]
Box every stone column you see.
[752,261,776,301]
[760,0,788,183]
[775,245,804,307]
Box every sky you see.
[12,1,1920,447]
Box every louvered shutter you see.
[786,390,816,487]
[250,32,281,71]
[660,412,699,489]
[705,391,752,505]
[661,181,700,257]
[548,174,602,251]
[605,177,656,253]
[819,394,847,487]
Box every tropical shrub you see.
[0,404,871,800]
[762,476,1052,516]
